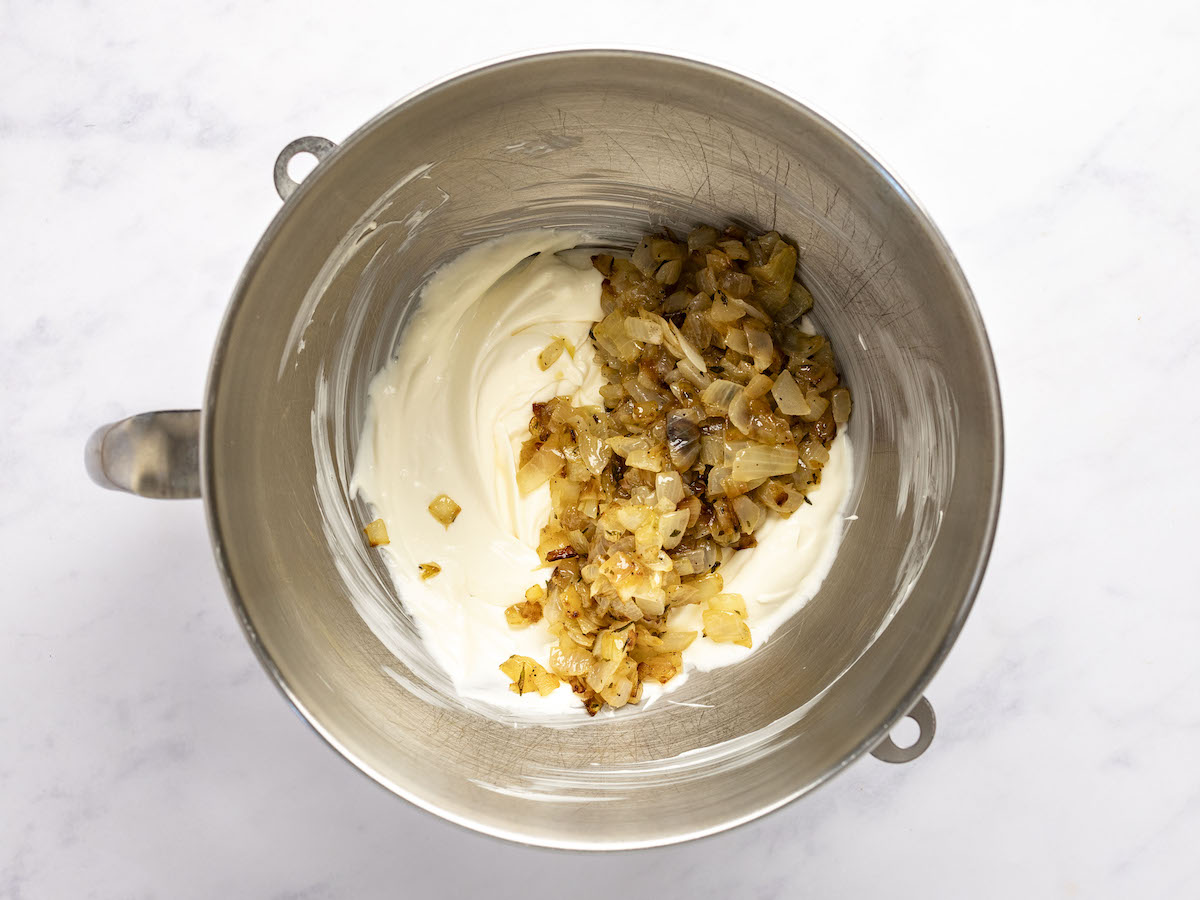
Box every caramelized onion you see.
[494,225,850,714]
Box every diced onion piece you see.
[747,238,797,310]
[607,434,642,458]
[363,518,389,546]
[708,593,747,617]
[658,508,690,550]
[655,258,683,285]
[576,426,611,477]
[665,408,701,470]
[732,494,765,533]
[625,446,664,472]
[655,471,686,508]
[718,239,749,261]
[533,670,561,696]
[702,609,752,648]
[600,657,639,708]
[672,543,716,576]
[707,465,731,498]
[726,295,770,323]
[708,296,745,325]
[728,389,752,434]
[499,655,561,696]
[597,624,633,661]
[659,630,698,652]
[775,282,814,323]
[779,329,824,360]
[744,321,774,371]
[549,644,593,676]
[816,368,840,393]
[629,628,664,663]
[720,271,753,298]
[669,322,707,372]
[650,238,685,261]
[666,582,700,606]
[587,656,622,693]
[771,369,811,415]
[504,599,542,626]
[419,562,441,580]
[731,444,800,481]
[830,387,852,425]
[701,379,740,414]
[688,225,719,252]
[756,479,807,515]
[634,593,666,617]
[630,238,657,276]
[427,494,461,527]
[800,391,830,422]
[693,572,724,602]
[744,373,773,400]
[549,475,581,511]
[538,337,565,371]
[801,439,831,468]
[724,327,750,354]
[681,310,713,352]
[625,315,663,344]
[637,652,682,683]
[724,438,751,468]
[593,309,640,363]
[515,447,563,495]
[699,434,724,466]
[675,358,712,389]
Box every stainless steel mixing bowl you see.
[87,50,1002,848]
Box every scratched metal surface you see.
[204,52,1001,848]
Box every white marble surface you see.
[3,1,1198,896]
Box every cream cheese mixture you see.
[351,230,852,715]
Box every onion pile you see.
[500,225,852,713]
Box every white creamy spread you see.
[351,230,852,716]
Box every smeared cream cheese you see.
[352,230,852,716]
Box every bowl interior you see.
[206,52,1001,848]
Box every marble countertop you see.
[3,2,1198,897]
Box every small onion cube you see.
[538,337,565,371]
[625,315,664,344]
[363,518,390,546]
[701,379,740,414]
[732,494,765,533]
[515,447,563,495]
[830,387,852,425]
[658,508,690,550]
[659,630,698,652]
[744,373,773,400]
[771,370,811,416]
[744,321,774,371]
[800,391,829,423]
[730,445,799,481]
[708,593,747,617]
[655,471,686,508]
[427,494,462,527]
[702,609,752,648]
[499,655,560,696]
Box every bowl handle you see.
[870,695,936,763]
[85,411,201,499]
[273,136,337,201]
